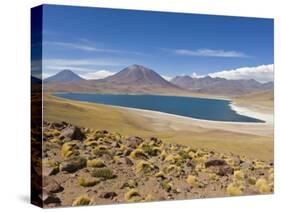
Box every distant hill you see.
[43,66,273,96]
[103,64,177,87]
[234,89,274,107]
[45,70,84,83]
[44,65,182,94]
[171,75,273,95]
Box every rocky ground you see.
[38,121,274,208]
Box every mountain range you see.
[44,69,84,83]
[44,64,273,96]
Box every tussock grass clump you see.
[186,175,198,187]
[72,195,91,206]
[144,194,154,201]
[234,170,244,181]
[164,154,182,164]
[253,161,266,169]
[42,159,59,175]
[208,173,219,181]
[124,189,141,202]
[138,142,161,156]
[87,159,105,168]
[160,150,168,160]
[78,177,100,187]
[92,145,110,156]
[93,130,108,140]
[44,129,60,137]
[49,137,61,144]
[226,183,243,196]
[60,156,87,173]
[84,138,99,147]
[248,177,256,185]
[130,149,148,160]
[164,165,181,177]
[135,160,153,175]
[61,142,76,158]
[42,159,59,168]
[91,167,115,179]
[154,171,166,179]
[255,178,271,193]
[161,180,172,192]
[179,149,191,160]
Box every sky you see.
[40,4,274,82]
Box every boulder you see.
[43,178,63,193]
[210,165,234,176]
[43,166,59,176]
[99,191,117,199]
[150,137,163,146]
[205,158,227,168]
[127,136,144,148]
[60,157,86,173]
[42,191,61,205]
[59,126,85,141]
[118,157,134,166]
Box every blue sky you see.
[42,4,274,81]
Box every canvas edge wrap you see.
[31,5,43,208]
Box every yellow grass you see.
[43,94,273,160]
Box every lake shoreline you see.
[44,94,274,160]
[52,92,265,123]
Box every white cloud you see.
[171,48,249,58]
[161,75,173,81]
[191,72,205,78]
[44,41,143,55]
[43,58,127,68]
[41,58,132,78]
[81,70,115,79]
[209,64,274,83]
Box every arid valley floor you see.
[37,93,274,207]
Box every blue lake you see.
[54,93,263,123]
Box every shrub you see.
[161,180,172,192]
[144,194,154,201]
[87,159,105,168]
[92,145,110,156]
[154,171,166,179]
[135,160,153,175]
[130,149,148,160]
[226,183,243,196]
[78,177,100,187]
[93,130,108,140]
[60,156,87,173]
[254,161,266,169]
[164,154,182,164]
[72,195,91,206]
[91,167,115,179]
[124,189,141,202]
[234,170,244,180]
[84,139,99,147]
[61,142,76,158]
[247,177,256,185]
[160,150,168,160]
[179,150,191,159]
[164,165,181,177]
[208,173,219,181]
[186,175,198,187]
[49,138,61,144]
[42,159,59,168]
[255,178,271,193]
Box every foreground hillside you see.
[40,121,274,207]
[44,95,273,160]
